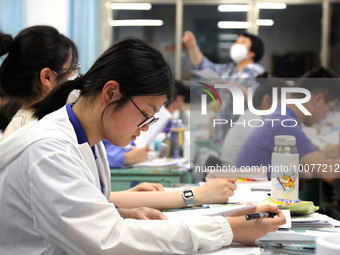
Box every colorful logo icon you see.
[199,82,222,115]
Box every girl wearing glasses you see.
[0,25,79,141]
[0,37,285,254]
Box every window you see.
[111,4,176,72]
[108,1,335,79]
[330,3,340,75]
[259,4,322,77]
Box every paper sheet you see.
[130,157,189,168]
[134,106,172,147]
[291,212,340,227]
[164,204,257,220]
[196,245,261,255]
[311,131,340,149]
[228,184,270,203]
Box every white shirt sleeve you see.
[28,140,233,254]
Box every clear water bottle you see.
[169,119,185,158]
[271,135,299,200]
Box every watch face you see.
[183,190,194,198]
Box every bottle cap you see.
[274,135,296,146]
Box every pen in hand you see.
[245,212,277,220]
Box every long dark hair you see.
[33,37,174,120]
[0,25,78,100]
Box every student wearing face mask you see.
[183,31,265,79]
[0,26,79,141]
[183,31,266,146]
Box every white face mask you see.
[230,44,249,63]
[67,73,79,81]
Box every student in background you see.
[183,31,266,146]
[0,26,79,141]
[163,79,188,126]
[221,78,288,166]
[0,37,285,254]
[103,140,149,168]
[236,66,340,184]
[182,31,265,79]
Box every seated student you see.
[0,37,285,254]
[221,78,288,165]
[0,26,80,142]
[236,66,340,184]
[103,140,149,167]
[163,80,188,128]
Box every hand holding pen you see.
[226,205,286,246]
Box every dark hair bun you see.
[0,32,14,56]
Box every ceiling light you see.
[218,20,274,29]
[218,34,238,41]
[257,3,286,9]
[218,21,249,29]
[218,42,234,48]
[218,5,249,12]
[110,19,163,26]
[110,3,152,10]
[256,19,274,26]
[218,3,287,12]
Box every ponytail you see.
[32,78,82,120]
[0,32,14,56]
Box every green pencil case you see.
[258,198,319,215]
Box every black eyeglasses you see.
[52,63,81,78]
[129,97,159,128]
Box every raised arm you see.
[182,30,204,67]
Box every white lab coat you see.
[0,106,233,255]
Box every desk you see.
[166,181,340,254]
[110,168,192,191]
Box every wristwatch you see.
[182,189,195,207]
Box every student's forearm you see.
[300,151,340,182]
[110,190,186,210]
[188,46,203,67]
